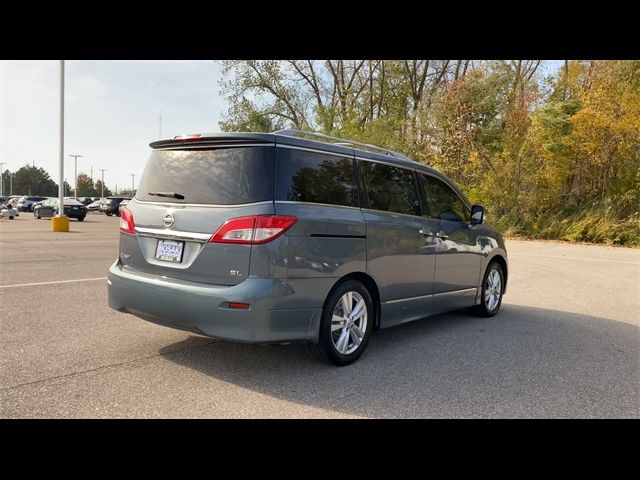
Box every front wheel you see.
[472,261,504,317]
[308,280,373,366]
[105,212,113,216]
[77,216,85,222]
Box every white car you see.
[0,203,18,219]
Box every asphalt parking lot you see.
[1,213,639,418]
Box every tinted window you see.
[276,148,357,207]
[362,162,420,216]
[420,174,470,222]
[136,146,275,205]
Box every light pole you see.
[0,162,5,198]
[10,173,13,196]
[68,154,82,197]
[130,173,136,197]
[99,169,106,198]
[52,60,69,231]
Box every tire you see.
[472,261,504,317]
[77,216,85,222]
[105,212,113,217]
[307,279,374,366]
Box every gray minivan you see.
[108,130,508,365]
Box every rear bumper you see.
[107,260,324,343]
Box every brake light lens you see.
[119,207,136,234]
[228,302,250,310]
[173,134,201,141]
[210,215,297,244]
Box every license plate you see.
[72,207,78,210]
[155,239,184,263]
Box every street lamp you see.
[130,173,136,197]
[99,169,106,198]
[68,154,82,197]
[0,162,5,198]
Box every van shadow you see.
[159,305,640,418]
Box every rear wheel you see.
[77,216,85,222]
[105,212,113,217]
[472,261,504,317]
[308,280,373,366]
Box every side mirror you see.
[470,204,484,225]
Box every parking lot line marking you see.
[0,277,108,289]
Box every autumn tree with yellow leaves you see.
[220,60,640,245]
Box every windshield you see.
[136,146,275,205]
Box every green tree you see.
[11,165,59,196]
[94,179,112,197]
[76,172,97,197]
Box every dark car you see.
[100,197,130,216]
[34,198,87,221]
[16,196,48,212]
[108,130,509,366]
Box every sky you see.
[1,60,227,193]
[1,60,563,195]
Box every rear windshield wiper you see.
[148,192,185,200]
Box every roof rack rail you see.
[273,129,412,161]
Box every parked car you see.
[87,199,102,212]
[100,197,130,216]
[108,130,508,366]
[34,198,87,221]
[16,196,48,212]
[0,202,18,219]
[6,196,22,207]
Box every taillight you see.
[119,207,136,234]
[210,215,297,244]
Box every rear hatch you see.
[119,141,276,286]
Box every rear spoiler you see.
[150,133,276,149]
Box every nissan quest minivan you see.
[108,130,508,366]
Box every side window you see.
[420,174,470,222]
[362,161,420,216]
[276,147,358,207]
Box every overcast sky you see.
[1,60,563,195]
[1,60,226,193]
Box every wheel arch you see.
[487,253,508,293]
[325,272,381,331]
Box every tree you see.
[219,60,639,245]
[94,179,112,197]
[10,165,59,196]
[75,172,97,197]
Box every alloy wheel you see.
[331,291,368,355]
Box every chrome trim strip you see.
[135,227,212,242]
[276,143,354,159]
[360,207,422,220]
[385,293,433,304]
[274,200,362,211]
[354,156,417,170]
[384,287,479,304]
[131,198,274,208]
[433,287,479,297]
